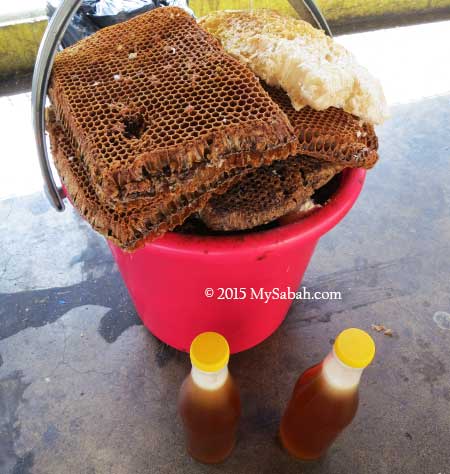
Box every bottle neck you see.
[321,350,364,391]
[191,365,228,390]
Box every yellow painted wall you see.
[191,0,295,17]
[0,18,47,77]
[190,0,450,20]
[318,0,434,21]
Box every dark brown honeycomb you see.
[200,155,342,231]
[48,7,296,204]
[265,85,379,169]
[47,110,243,251]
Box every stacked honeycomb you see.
[47,6,381,247]
[47,7,296,249]
[47,109,244,250]
[200,84,379,231]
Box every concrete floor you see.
[1,25,450,474]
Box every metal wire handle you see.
[31,0,331,212]
[290,0,332,36]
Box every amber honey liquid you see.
[280,361,359,460]
[178,371,240,464]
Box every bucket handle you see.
[31,0,331,212]
[289,1,332,36]
[31,0,84,211]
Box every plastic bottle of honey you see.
[178,332,241,464]
[280,328,376,460]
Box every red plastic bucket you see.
[108,168,366,353]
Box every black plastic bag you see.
[81,0,169,27]
[47,1,99,48]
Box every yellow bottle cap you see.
[190,332,230,372]
[334,328,376,369]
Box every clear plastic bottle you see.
[280,328,376,460]
[178,332,241,464]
